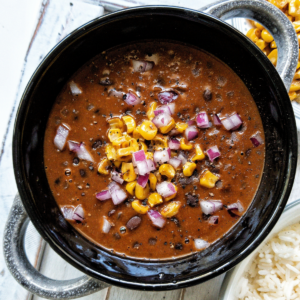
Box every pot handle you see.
[3,195,109,299]
[200,0,299,91]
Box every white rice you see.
[236,223,300,300]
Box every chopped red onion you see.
[153,148,171,164]
[131,60,154,72]
[213,114,222,126]
[152,112,172,128]
[61,206,74,221]
[194,238,210,250]
[154,106,172,116]
[185,126,198,141]
[147,210,166,228]
[137,173,149,188]
[147,159,156,172]
[108,182,127,205]
[124,92,141,106]
[156,181,176,198]
[54,124,69,150]
[200,200,223,215]
[169,138,180,150]
[72,205,84,222]
[196,111,210,128]
[109,89,124,99]
[227,200,244,217]
[169,128,180,136]
[187,120,196,126]
[68,141,94,162]
[102,217,112,234]
[158,91,178,104]
[208,216,219,225]
[132,150,149,175]
[167,103,175,114]
[178,153,187,165]
[96,190,111,201]
[221,113,243,131]
[169,157,181,169]
[250,132,263,147]
[111,171,124,184]
[69,81,82,95]
[206,146,220,162]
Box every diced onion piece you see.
[109,89,124,99]
[152,112,172,128]
[137,173,149,188]
[96,190,111,201]
[167,103,175,114]
[185,126,198,141]
[221,113,243,131]
[227,200,244,217]
[178,153,187,165]
[153,148,171,165]
[213,114,222,126]
[72,205,84,222]
[69,81,82,95]
[169,128,180,136]
[187,120,196,126]
[131,60,154,72]
[147,159,156,172]
[200,200,223,215]
[156,181,176,198]
[124,92,141,106]
[154,106,172,116]
[169,157,181,169]
[208,216,219,225]
[102,217,112,233]
[147,210,166,228]
[196,111,210,128]
[206,146,220,162]
[61,206,74,220]
[111,171,124,184]
[194,238,210,250]
[158,91,178,104]
[108,182,127,205]
[68,141,94,162]
[169,138,180,150]
[132,150,149,175]
[54,124,69,150]
[250,132,264,147]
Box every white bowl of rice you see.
[219,199,300,300]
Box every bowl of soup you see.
[9,3,298,293]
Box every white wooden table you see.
[1,0,300,299]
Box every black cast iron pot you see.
[4,0,298,298]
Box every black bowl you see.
[13,6,297,290]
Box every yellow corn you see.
[151,134,168,150]
[161,201,181,218]
[108,128,122,142]
[160,118,175,134]
[268,0,288,9]
[297,61,300,70]
[132,125,143,139]
[148,193,163,207]
[122,115,136,133]
[154,170,161,182]
[135,182,150,200]
[290,80,300,92]
[98,158,111,175]
[126,181,136,195]
[112,135,130,148]
[107,117,123,130]
[159,164,175,180]
[289,91,297,101]
[246,28,261,43]
[200,170,219,188]
[105,144,116,161]
[139,120,157,140]
[165,183,178,201]
[254,21,264,30]
[132,200,149,214]
[270,40,277,49]
[147,101,158,120]
[183,162,197,177]
[146,152,153,160]
[121,162,137,182]
[180,138,193,150]
[175,122,188,133]
[294,69,300,80]
[255,39,267,50]
[139,141,148,151]
[261,29,274,43]
[113,160,122,168]
[129,138,139,152]
[293,21,300,33]
[116,147,133,159]
[149,173,157,191]
[268,49,278,66]
[192,144,205,161]
[289,0,300,17]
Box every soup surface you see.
[44,41,265,259]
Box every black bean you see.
[186,194,199,207]
[92,140,102,149]
[79,169,86,177]
[203,88,212,101]
[175,243,183,250]
[126,216,142,230]
[54,178,60,185]
[99,77,113,85]
[73,157,79,165]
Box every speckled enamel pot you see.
[4,0,298,299]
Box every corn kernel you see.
[294,69,300,80]
[107,117,124,130]
[192,144,205,161]
[183,162,197,177]
[151,134,168,150]
[160,118,175,134]
[105,144,117,161]
[246,28,261,43]
[254,21,264,30]
[135,182,150,200]
[175,122,188,133]
[161,201,181,218]
[133,125,143,139]
[148,193,163,207]
[180,138,193,150]
[132,200,149,214]
[112,136,130,148]
[139,141,148,151]
[149,173,157,191]
[289,0,300,17]
[113,160,122,168]
[147,101,158,120]
[98,158,111,175]
[165,183,178,201]
[289,91,297,101]
[159,164,175,180]
[116,147,134,160]
[122,115,136,134]
[108,128,122,142]
[146,152,153,160]
[126,181,137,195]
[121,162,137,182]
[139,120,158,140]
[270,40,277,49]
[261,29,274,43]
[255,39,267,51]
[200,170,219,188]
[290,80,300,92]
[129,138,139,152]
[268,49,278,66]
[268,0,288,9]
